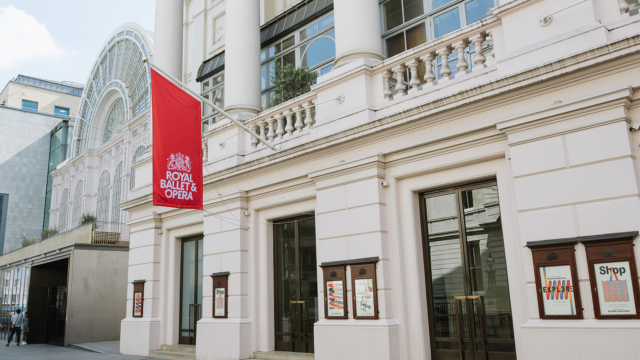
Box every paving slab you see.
[0,341,161,360]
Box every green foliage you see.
[21,238,38,248]
[80,213,98,226]
[270,63,317,107]
[41,227,59,240]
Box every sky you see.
[0,0,156,88]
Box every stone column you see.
[333,0,384,68]
[309,155,399,360]
[224,0,262,115]
[120,212,163,356]
[196,192,251,360]
[154,0,183,79]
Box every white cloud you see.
[0,5,63,69]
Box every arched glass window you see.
[111,162,124,224]
[72,180,84,228]
[300,37,336,69]
[58,189,69,232]
[103,99,125,144]
[97,171,111,223]
[130,146,146,190]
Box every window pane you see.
[22,100,38,111]
[300,23,318,41]
[301,37,336,68]
[384,0,403,31]
[433,0,456,10]
[434,7,461,38]
[261,50,267,62]
[283,50,296,67]
[321,64,333,75]
[282,36,295,51]
[213,87,224,108]
[211,72,224,87]
[261,64,268,90]
[404,0,424,22]
[385,32,405,58]
[465,0,494,25]
[261,93,268,111]
[406,22,427,50]
[318,13,334,31]
[202,79,210,92]
[54,107,69,117]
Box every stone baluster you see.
[275,114,285,139]
[284,111,294,136]
[294,106,304,132]
[250,124,259,148]
[202,141,209,163]
[266,117,276,141]
[469,34,486,71]
[487,30,496,60]
[620,0,630,18]
[453,41,469,78]
[392,65,407,97]
[382,70,393,101]
[258,121,267,145]
[437,47,453,82]
[405,59,421,94]
[304,102,314,129]
[420,52,436,88]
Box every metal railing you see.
[91,221,130,245]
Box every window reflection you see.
[434,7,461,38]
[465,0,494,24]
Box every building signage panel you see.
[584,236,640,319]
[350,261,379,320]
[132,280,145,318]
[320,265,348,319]
[214,287,226,317]
[539,265,577,316]
[211,272,229,318]
[528,243,583,319]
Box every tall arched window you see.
[111,162,124,224]
[103,99,125,144]
[130,146,146,190]
[97,171,111,223]
[71,180,84,228]
[58,189,69,232]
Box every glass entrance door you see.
[274,217,318,353]
[179,236,203,345]
[421,182,516,360]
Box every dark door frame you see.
[178,235,204,345]
[419,180,516,360]
[273,215,316,353]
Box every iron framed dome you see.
[73,23,154,156]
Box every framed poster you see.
[211,272,229,319]
[530,243,583,319]
[351,262,379,320]
[320,265,348,319]
[584,237,640,319]
[132,280,145,318]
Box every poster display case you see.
[133,280,145,318]
[530,244,583,319]
[320,265,348,319]
[211,272,229,318]
[584,237,640,319]
[350,260,379,320]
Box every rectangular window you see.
[381,0,496,59]
[22,100,38,112]
[200,71,225,134]
[54,106,69,117]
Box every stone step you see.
[253,351,314,360]
[150,350,196,360]
[160,344,197,353]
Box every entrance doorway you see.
[274,216,317,353]
[179,236,203,345]
[420,181,516,360]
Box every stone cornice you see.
[492,0,543,18]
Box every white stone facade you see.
[119,0,640,359]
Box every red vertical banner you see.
[151,68,203,210]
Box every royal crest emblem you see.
[167,152,192,172]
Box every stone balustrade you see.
[373,15,500,102]
[244,92,317,149]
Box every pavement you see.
[0,340,160,359]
